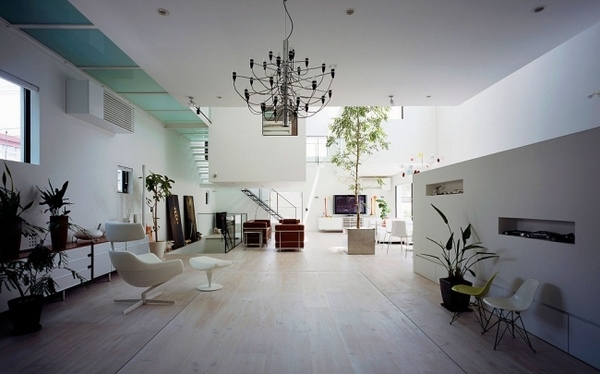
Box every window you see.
[0,71,38,164]
[396,183,413,221]
[306,136,328,163]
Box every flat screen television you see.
[334,194,367,215]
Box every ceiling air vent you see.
[66,79,134,134]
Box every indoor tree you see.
[326,106,390,228]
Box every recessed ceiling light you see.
[345,8,355,16]
[157,8,170,16]
[532,5,545,14]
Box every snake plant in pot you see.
[423,204,498,312]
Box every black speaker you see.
[215,212,227,230]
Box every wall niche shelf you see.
[426,179,463,196]
[498,217,575,244]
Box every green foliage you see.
[0,162,40,237]
[375,198,391,220]
[37,179,72,216]
[423,204,498,281]
[327,106,390,227]
[145,171,175,242]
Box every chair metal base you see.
[450,298,493,333]
[486,308,536,352]
[114,285,175,314]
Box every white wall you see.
[209,105,438,227]
[0,25,205,246]
[411,21,600,370]
[413,127,600,369]
[209,107,306,185]
[435,22,600,165]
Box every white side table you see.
[189,256,232,291]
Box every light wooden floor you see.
[0,232,597,373]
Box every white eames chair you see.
[387,220,410,254]
[483,279,540,352]
[105,222,184,314]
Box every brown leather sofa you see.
[242,219,272,246]
[275,220,304,251]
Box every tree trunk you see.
[354,113,361,228]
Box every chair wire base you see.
[450,298,494,333]
[486,308,536,352]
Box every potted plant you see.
[422,204,499,312]
[375,197,391,222]
[145,171,174,259]
[0,236,86,335]
[0,162,41,262]
[327,106,390,254]
[37,179,72,250]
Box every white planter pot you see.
[346,227,376,255]
[149,241,166,260]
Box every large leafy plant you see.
[145,171,174,242]
[0,162,40,237]
[423,204,498,281]
[327,106,390,228]
[375,197,391,220]
[37,179,72,216]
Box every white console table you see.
[318,217,343,231]
[318,216,367,231]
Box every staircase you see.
[241,188,284,221]
[189,128,210,184]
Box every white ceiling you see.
[68,0,600,109]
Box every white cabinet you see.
[342,216,364,228]
[110,237,149,255]
[318,217,368,231]
[52,245,92,292]
[93,241,113,278]
[318,217,343,231]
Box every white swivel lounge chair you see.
[105,222,184,314]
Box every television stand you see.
[318,216,365,231]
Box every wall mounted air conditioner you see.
[360,177,392,190]
[66,79,134,134]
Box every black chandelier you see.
[232,0,335,126]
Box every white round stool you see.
[189,256,232,291]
